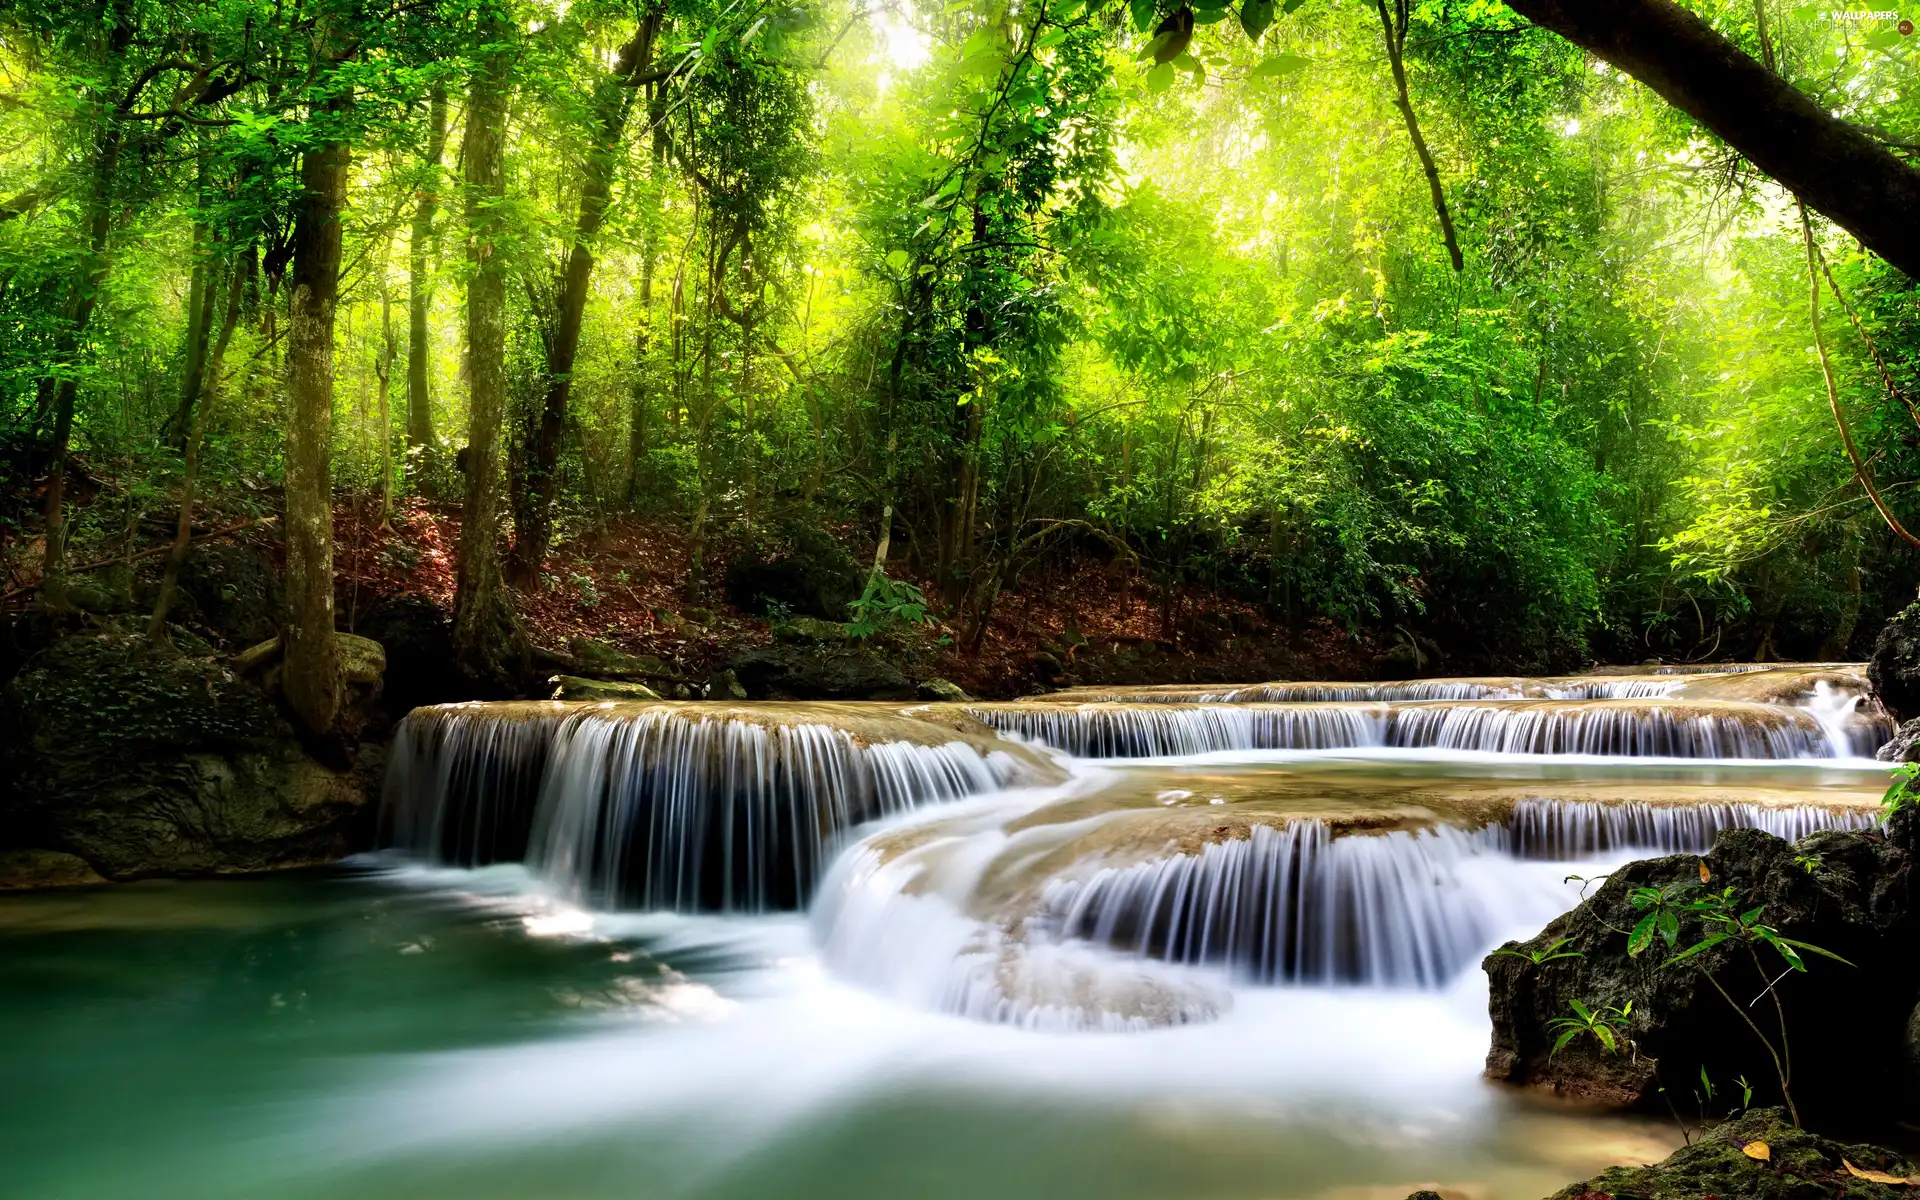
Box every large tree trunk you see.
[451,15,529,691]
[406,83,448,457]
[282,65,351,736]
[506,17,658,586]
[1505,0,1920,279]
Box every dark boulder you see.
[177,541,283,647]
[1,629,373,881]
[356,592,465,715]
[1550,1107,1916,1200]
[1484,825,1918,1124]
[1869,601,1920,723]
[724,527,864,620]
[726,643,914,700]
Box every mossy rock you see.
[548,675,663,701]
[1484,825,1920,1123]
[1,630,371,881]
[773,617,851,644]
[178,542,283,646]
[1551,1108,1916,1200]
[569,637,666,676]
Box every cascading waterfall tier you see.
[382,701,1056,912]
[962,696,1885,759]
[1038,800,1875,990]
[1039,678,1686,703]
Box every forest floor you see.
[327,498,1393,699]
[0,477,1409,699]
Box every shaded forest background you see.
[3,0,1919,701]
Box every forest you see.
[3,0,1918,710]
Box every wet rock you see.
[177,542,282,646]
[1870,601,1920,722]
[723,529,863,620]
[707,668,748,700]
[773,616,851,644]
[1878,716,1920,763]
[548,675,662,701]
[1,630,372,881]
[569,637,666,677]
[726,644,914,700]
[918,677,971,702]
[0,849,108,891]
[1484,826,1919,1123]
[1549,1107,1916,1200]
[682,606,715,628]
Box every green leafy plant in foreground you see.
[1625,868,1852,1129]
[1549,998,1633,1057]
[1882,762,1920,824]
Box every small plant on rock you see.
[1492,936,1584,966]
[1627,865,1851,1129]
[1549,998,1633,1057]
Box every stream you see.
[0,665,1893,1199]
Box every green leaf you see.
[1146,60,1175,90]
[1132,0,1158,32]
[1551,1028,1580,1056]
[1249,52,1310,77]
[1775,937,1854,967]
[1282,0,1307,11]
[1628,912,1656,956]
[1034,27,1069,50]
[1665,932,1729,966]
[1239,0,1275,40]
[885,249,911,272]
[1659,909,1679,947]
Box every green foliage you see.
[1882,763,1920,825]
[847,573,936,639]
[1548,997,1632,1058]
[1491,936,1583,966]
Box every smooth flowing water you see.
[0,667,1892,1200]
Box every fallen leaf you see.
[1843,1159,1911,1185]
[1699,860,1712,883]
[1742,1141,1771,1161]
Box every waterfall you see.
[1036,802,1870,990]
[968,698,1863,759]
[382,703,1043,912]
[1045,678,1688,703]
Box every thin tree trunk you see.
[281,37,351,735]
[376,279,396,526]
[1374,0,1463,272]
[168,147,216,447]
[452,13,529,690]
[150,249,246,644]
[507,16,658,585]
[406,83,448,459]
[39,88,126,614]
[625,246,653,503]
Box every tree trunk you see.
[1505,0,1920,279]
[150,249,246,644]
[406,83,448,458]
[376,280,396,525]
[282,60,351,736]
[452,14,529,691]
[507,16,658,586]
[168,148,217,447]
[38,92,126,614]
[1374,0,1463,272]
